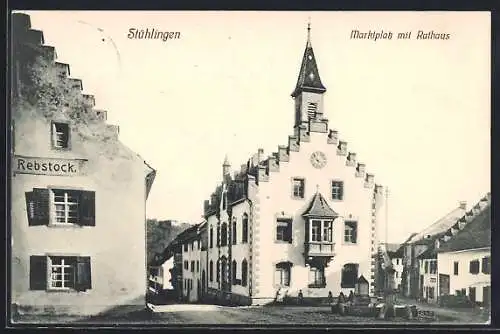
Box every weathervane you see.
[307,17,312,46]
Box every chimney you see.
[459,201,467,210]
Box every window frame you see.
[51,121,71,150]
[232,217,237,245]
[274,263,291,287]
[242,214,249,243]
[50,189,80,226]
[343,220,357,244]
[275,218,292,243]
[331,180,344,201]
[291,177,305,199]
[453,261,459,275]
[308,266,326,288]
[48,256,76,291]
[341,263,359,289]
[220,223,228,247]
[309,219,333,243]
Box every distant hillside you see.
[147,219,191,264]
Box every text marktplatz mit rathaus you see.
[350,30,451,41]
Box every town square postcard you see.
[8,10,491,327]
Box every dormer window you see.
[51,122,69,149]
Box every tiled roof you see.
[407,206,467,244]
[291,36,326,97]
[438,204,491,253]
[302,191,338,218]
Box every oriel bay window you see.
[309,220,333,242]
[25,188,95,226]
[30,255,91,291]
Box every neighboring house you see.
[400,202,467,299]
[417,247,439,303]
[199,24,387,306]
[385,243,403,291]
[11,13,156,316]
[148,257,174,296]
[437,196,491,307]
[180,223,205,303]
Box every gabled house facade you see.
[400,202,467,299]
[11,13,155,317]
[199,24,387,306]
[437,195,491,307]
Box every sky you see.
[20,11,490,244]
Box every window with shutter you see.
[30,255,47,290]
[453,261,459,275]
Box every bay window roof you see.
[302,192,338,218]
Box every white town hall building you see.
[179,24,387,306]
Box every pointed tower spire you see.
[291,20,326,98]
[222,154,231,179]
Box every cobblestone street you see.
[13,304,490,325]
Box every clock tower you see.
[292,22,327,133]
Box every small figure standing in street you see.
[298,290,304,305]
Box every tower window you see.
[307,102,318,119]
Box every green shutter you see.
[32,188,50,225]
[79,191,95,226]
[30,256,47,290]
[75,256,92,291]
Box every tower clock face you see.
[310,151,327,169]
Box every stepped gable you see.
[438,204,490,253]
[203,23,384,218]
[12,12,112,127]
[437,193,491,251]
[12,12,156,187]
